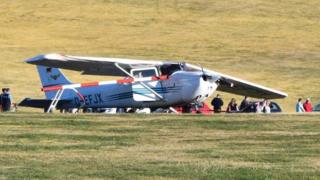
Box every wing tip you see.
[269,89,288,99]
[278,92,288,99]
[25,53,64,64]
[25,54,45,64]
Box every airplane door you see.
[131,67,163,102]
[132,81,163,101]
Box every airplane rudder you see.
[36,65,72,87]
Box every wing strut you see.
[47,89,64,113]
[115,63,164,101]
[46,87,84,113]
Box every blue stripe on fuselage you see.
[107,86,182,101]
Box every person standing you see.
[256,101,264,113]
[226,98,239,113]
[303,98,313,112]
[1,88,11,112]
[239,96,249,112]
[211,94,224,113]
[0,88,4,112]
[296,98,305,113]
[264,100,271,114]
[7,88,13,111]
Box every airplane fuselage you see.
[56,71,217,109]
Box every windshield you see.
[160,64,182,76]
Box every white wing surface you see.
[185,64,287,99]
[26,53,166,76]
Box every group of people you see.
[296,98,313,113]
[211,94,272,114]
[0,88,13,112]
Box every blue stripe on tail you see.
[36,65,72,99]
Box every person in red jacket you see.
[303,98,313,112]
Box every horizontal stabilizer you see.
[19,98,72,109]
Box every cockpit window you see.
[132,69,157,78]
[160,64,182,76]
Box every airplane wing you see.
[185,64,288,99]
[26,54,167,76]
[25,54,287,99]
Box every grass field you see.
[1,1,320,179]
[0,113,319,179]
[0,0,320,112]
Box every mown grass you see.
[0,113,319,179]
[0,0,320,112]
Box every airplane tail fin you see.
[36,65,72,99]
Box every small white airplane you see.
[19,53,287,113]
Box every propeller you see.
[190,64,220,82]
[201,66,208,81]
[200,66,221,83]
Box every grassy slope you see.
[0,0,320,111]
[0,113,319,179]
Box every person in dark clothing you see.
[182,103,192,113]
[1,88,11,112]
[239,96,249,111]
[0,88,4,112]
[211,94,224,113]
[226,98,239,113]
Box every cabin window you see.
[160,64,182,76]
[131,68,158,78]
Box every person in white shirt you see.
[296,98,305,113]
[256,101,264,113]
[264,100,271,113]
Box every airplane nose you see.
[201,74,220,83]
[181,74,217,103]
[202,74,208,81]
[196,80,217,102]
